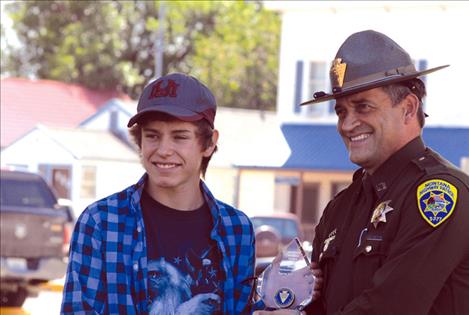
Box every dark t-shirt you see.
[141,190,224,314]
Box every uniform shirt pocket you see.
[352,234,387,294]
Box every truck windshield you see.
[251,217,299,239]
[0,178,56,208]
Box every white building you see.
[0,124,143,217]
[0,94,284,219]
[229,1,469,238]
[2,3,468,237]
[265,1,469,126]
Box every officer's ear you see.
[402,93,420,124]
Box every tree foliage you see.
[2,1,280,110]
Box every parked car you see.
[0,169,73,306]
[251,213,311,275]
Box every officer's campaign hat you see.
[301,30,448,105]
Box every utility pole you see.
[154,1,166,79]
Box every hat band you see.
[336,64,417,92]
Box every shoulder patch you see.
[417,179,458,227]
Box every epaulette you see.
[412,153,446,175]
[332,186,348,200]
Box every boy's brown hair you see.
[129,112,217,177]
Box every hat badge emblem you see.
[330,58,347,88]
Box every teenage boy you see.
[62,73,255,314]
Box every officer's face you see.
[335,87,409,174]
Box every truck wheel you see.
[0,287,28,307]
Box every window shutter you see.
[294,60,304,113]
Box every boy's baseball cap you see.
[127,73,217,128]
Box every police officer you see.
[255,30,469,315]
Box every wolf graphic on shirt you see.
[147,247,222,315]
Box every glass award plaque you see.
[256,238,315,310]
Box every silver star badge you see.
[370,200,394,228]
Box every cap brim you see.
[301,64,449,105]
[127,105,204,127]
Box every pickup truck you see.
[0,169,73,306]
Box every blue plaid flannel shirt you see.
[61,174,255,314]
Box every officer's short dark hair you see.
[381,78,427,127]
[128,112,217,177]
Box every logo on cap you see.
[149,79,179,99]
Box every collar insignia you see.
[417,179,458,227]
[370,200,394,228]
[330,58,347,88]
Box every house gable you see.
[1,77,130,148]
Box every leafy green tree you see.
[191,1,280,110]
[2,1,280,110]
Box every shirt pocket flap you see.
[353,235,385,260]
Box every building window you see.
[293,61,304,114]
[305,61,334,117]
[80,166,96,199]
[414,59,428,82]
[38,164,72,199]
[300,183,320,242]
[274,175,300,212]
[416,58,428,112]
[331,181,350,199]
[301,183,320,225]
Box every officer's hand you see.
[309,261,323,300]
